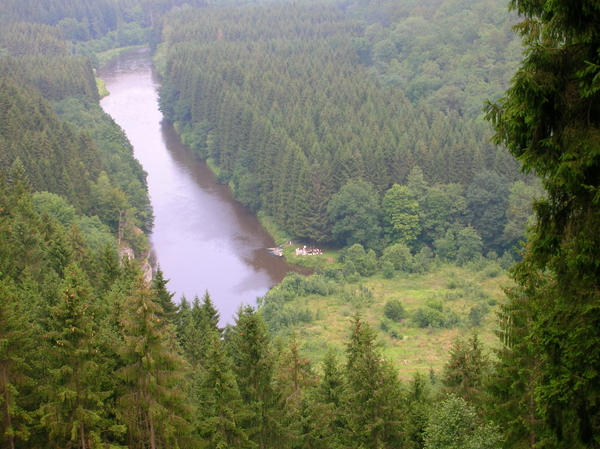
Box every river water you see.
[98,48,302,324]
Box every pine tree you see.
[442,333,490,407]
[39,263,120,449]
[116,276,193,449]
[342,316,405,449]
[196,332,255,449]
[0,279,36,449]
[151,266,177,324]
[485,0,600,444]
[274,337,317,448]
[225,306,280,449]
[487,286,543,449]
[180,292,220,368]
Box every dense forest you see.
[2,0,600,448]
[154,1,541,259]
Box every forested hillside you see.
[0,27,152,257]
[2,0,599,447]
[155,1,539,258]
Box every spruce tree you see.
[39,263,120,449]
[442,333,490,407]
[225,306,280,449]
[151,266,177,323]
[485,0,600,444]
[487,287,543,448]
[116,276,193,449]
[196,332,255,449]
[0,279,36,449]
[342,317,405,449]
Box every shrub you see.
[413,246,434,273]
[413,307,445,328]
[381,243,413,271]
[384,299,406,321]
[346,243,378,276]
[382,260,395,279]
[469,303,489,327]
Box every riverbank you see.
[98,48,303,323]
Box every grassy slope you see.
[277,247,510,379]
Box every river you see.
[98,48,304,324]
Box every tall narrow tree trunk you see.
[80,423,87,449]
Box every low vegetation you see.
[261,247,510,376]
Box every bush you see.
[446,276,459,289]
[413,307,445,328]
[469,303,489,327]
[413,300,461,329]
[380,317,403,339]
[384,299,406,321]
[382,260,395,279]
[444,291,463,301]
[413,246,434,273]
[381,243,413,271]
[346,243,378,276]
[343,286,373,308]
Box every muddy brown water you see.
[98,48,308,324]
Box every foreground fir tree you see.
[180,292,220,367]
[0,279,36,449]
[442,333,490,407]
[297,349,345,449]
[40,263,121,449]
[196,331,255,449]
[116,276,193,449]
[486,0,600,445]
[342,317,405,449]
[487,287,543,448]
[274,338,318,448]
[151,266,177,323]
[225,306,280,449]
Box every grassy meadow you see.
[272,246,512,379]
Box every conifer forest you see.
[1,0,600,447]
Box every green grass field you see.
[273,257,511,379]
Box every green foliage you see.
[381,260,395,279]
[413,246,435,274]
[485,0,600,444]
[465,170,510,253]
[348,0,521,120]
[226,306,281,449]
[455,226,483,266]
[0,279,37,448]
[434,229,457,262]
[469,302,489,327]
[424,395,503,449]
[486,287,543,448]
[155,2,525,251]
[195,332,255,449]
[413,297,461,329]
[502,179,543,248]
[381,242,413,271]
[443,333,490,405]
[327,180,382,249]
[117,276,193,448]
[383,299,406,321]
[40,263,119,448]
[345,243,378,277]
[342,317,406,448]
[382,184,421,245]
